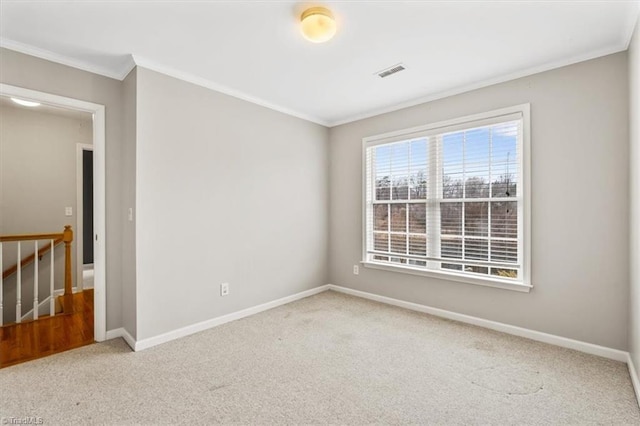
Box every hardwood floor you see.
[0,289,94,368]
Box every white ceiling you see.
[1,1,638,126]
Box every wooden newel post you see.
[63,225,73,312]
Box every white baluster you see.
[16,241,21,323]
[50,239,54,316]
[33,240,39,320]
[0,242,3,326]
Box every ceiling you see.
[1,1,638,126]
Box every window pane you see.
[442,132,464,199]
[465,238,488,261]
[409,204,426,233]
[374,204,389,232]
[390,234,407,254]
[491,201,517,238]
[441,237,462,259]
[442,263,463,271]
[441,202,462,235]
[375,145,391,201]
[465,266,488,275]
[409,235,426,256]
[491,240,517,263]
[491,122,518,198]
[367,112,524,283]
[464,128,490,198]
[491,268,518,279]
[390,204,407,232]
[465,202,488,237]
[374,232,388,252]
[392,143,409,200]
[376,178,391,200]
[409,139,428,200]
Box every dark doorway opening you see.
[83,150,94,265]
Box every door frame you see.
[0,83,107,342]
[76,143,94,292]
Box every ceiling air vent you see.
[377,63,406,78]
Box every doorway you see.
[77,144,94,291]
[0,83,107,342]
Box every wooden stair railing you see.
[2,237,63,280]
[0,226,74,326]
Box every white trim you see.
[2,37,630,129]
[105,327,136,350]
[0,84,108,343]
[361,261,531,293]
[326,284,628,362]
[134,285,330,351]
[629,354,640,408]
[131,55,329,127]
[361,104,531,289]
[362,108,524,145]
[624,2,640,50]
[90,282,640,409]
[329,44,626,127]
[0,38,132,81]
[76,143,93,292]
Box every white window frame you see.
[361,104,531,293]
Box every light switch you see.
[128,208,133,221]
[65,207,73,216]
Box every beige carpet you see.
[1,290,639,425]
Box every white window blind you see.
[363,105,530,288]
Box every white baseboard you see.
[105,327,136,350]
[133,284,330,351]
[327,284,628,363]
[101,282,639,407]
[629,354,640,408]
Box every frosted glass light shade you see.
[301,7,336,43]
[11,97,40,107]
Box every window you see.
[363,105,530,291]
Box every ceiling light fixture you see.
[300,7,336,43]
[11,97,40,107]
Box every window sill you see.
[361,261,532,293]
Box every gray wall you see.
[629,18,640,379]
[0,103,92,323]
[121,68,137,338]
[134,67,329,340]
[329,52,630,350]
[0,47,130,331]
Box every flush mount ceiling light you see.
[11,97,40,107]
[300,7,336,43]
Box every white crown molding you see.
[625,1,640,50]
[0,37,128,81]
[327,284,629,362]
[328,43,629,127]
[131,55,329,127]
[118,55,137,80]
[1,36,631,129]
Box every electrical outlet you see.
[220,282,229,296]
[65,207,73,216]
[353,265,359,275]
